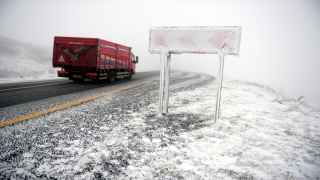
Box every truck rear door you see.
[53,37,98,70]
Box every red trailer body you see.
[52,36,138,82]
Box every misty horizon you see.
[0,0,319,103]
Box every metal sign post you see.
[215,52,224,122]
[159,52,171,114]
[164,53,171,114]
[149,26,242,122]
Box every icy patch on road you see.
[170,72,211,90]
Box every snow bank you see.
[125,78,320,179]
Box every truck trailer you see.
[52,36,138,82]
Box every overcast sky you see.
[0,0,319,103]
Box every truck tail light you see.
[57,70,68,77]
[86,73,97,77]
[57,70,68,74]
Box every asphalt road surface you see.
[0,71,160,108]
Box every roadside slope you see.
[0,72,319,179]
[0,36,56,82]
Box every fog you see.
[0,0,319,103]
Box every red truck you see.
[52,36,138,82]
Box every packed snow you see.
[0,72,319,179]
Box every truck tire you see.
[108,71,115,83]
[126,70,132,79]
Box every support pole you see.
[164,53,171,114]
[159,52,167,114]
[214,52,225,123]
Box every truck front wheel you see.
[126,70,132,79]
[108,71,115,83]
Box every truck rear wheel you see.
[108,71,115,83]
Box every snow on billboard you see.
[149,26,242,55]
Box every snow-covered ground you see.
[0,72,319,179]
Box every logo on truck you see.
[59,46,94,62]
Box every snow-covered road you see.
[0,72,319,179]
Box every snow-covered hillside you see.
[0,36,58,82]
